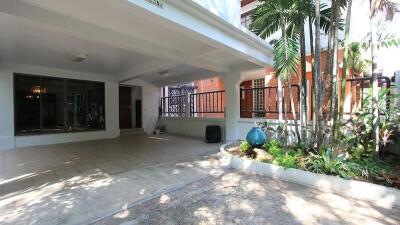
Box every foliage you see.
[341,88,400,155]
[304,148,361,179]
[258,121,292,146]
[273,36,299,79]
[346,42,369,74]
[240,141,252,153]
[263,140,300,168]
[351,156,396,181]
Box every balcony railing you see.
[240,85,300,119]
[160,90,225,118]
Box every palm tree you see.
[251,0,301,143]
[251,0,332,145]
[314,0,323,149]
[368,0,398,155]
[338,0,354,124]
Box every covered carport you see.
[0,0,273,150]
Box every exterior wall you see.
[0,63,120,150]
[192,0,241,27]
[122,79,160,135]
[159,117,225,139]
[193,76,225,118]
[239,49,353,120]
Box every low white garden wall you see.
[159,117,225,139]
[220,143,400,208]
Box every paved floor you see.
[1,135,399,225]
[0,134,220,225]
[94,171,400,225]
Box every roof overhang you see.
[0,0,273,86]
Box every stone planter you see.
[219,143,400,208]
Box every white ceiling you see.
[0,0,271,85]
[0,14,158,75]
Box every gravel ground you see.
[92,170,400,225]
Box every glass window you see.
[41,77,65,132]
[14,74,105,135]
[67,80,86,131]
[14,75,41,134]
[86,82,105,130]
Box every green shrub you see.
[263,140,300,168]
[305,148,361,179]
[273,152,299,168]
[350,156,395,181]
[240,141,251,153]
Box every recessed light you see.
[73,53,88,63]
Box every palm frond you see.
[273,35,300,80]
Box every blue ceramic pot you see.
[246,127,267,147]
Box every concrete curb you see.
[220,143,400,208]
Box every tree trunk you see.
[326,0,337,118]
[299,17,308,141]
[331,2,340,143]
[370,11,380,155]
[315,0,323,150]
[339,0,353,123]
[283,83,289,147]
[288,81,302,144]
[309,18,317,138]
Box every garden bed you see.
[220,142,400,208]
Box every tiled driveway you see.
[0,134,220,225]
[1,134,399,225]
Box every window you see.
[14,74,105,135]
[241,11,253,29]
[253,78,265,117]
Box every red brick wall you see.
[194,76,225,118]
[239,49,349,120]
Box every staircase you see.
[120,128,146,136]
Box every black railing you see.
[240,85,300,117]
[346,76,391,114]
[160,91,225,117]
[160,95,187,117]
[190,90,225,116]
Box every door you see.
[135,100,142,128]
[119,86,132,129]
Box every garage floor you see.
[0,134,220,225]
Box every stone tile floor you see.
[93,170,400,225]
[0,134,220,225]
[1,134,399,225]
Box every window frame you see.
[13,73,106,136]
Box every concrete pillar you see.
[223,71,242,142]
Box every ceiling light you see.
[73,53,88,63]
[159,70,170,77]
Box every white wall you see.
[192,0,241,27]
[122,79,160,135]
[160,117,225,139]
[0,63,120,150]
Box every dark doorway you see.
[135,100,142,128]
[119,86,132,129]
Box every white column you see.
[223,71,241,142]
[0,68,15,149]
